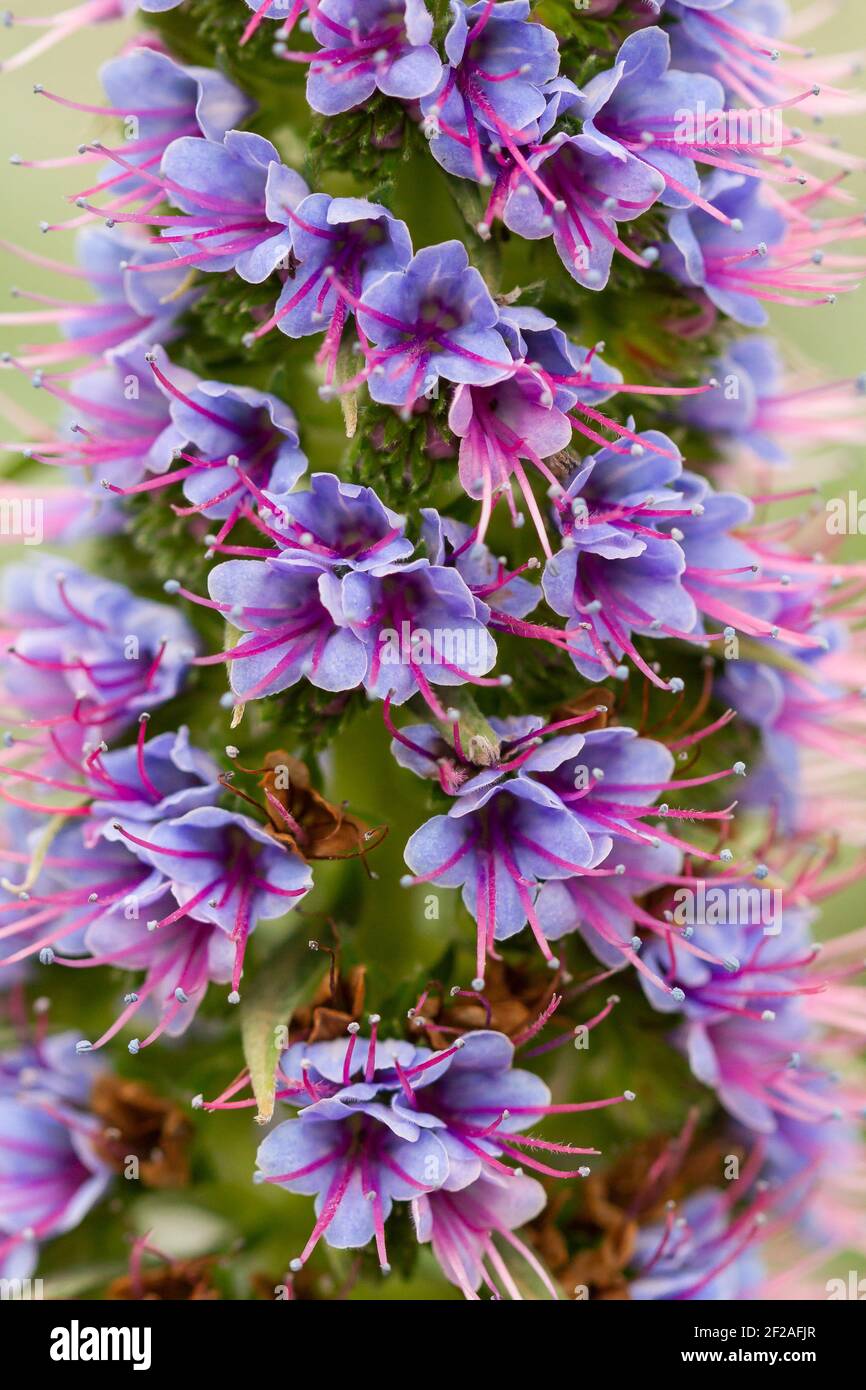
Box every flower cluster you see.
[0,0,864,1308]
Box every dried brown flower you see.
[89,1074,192,1188]
[413,958,561,1043]
[106,1256,220,1301]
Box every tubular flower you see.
[203,558,369,704]
[629,1189,765,1300]
[26,45,253,228]
[413,1170,554,1299]
[1,554,195,744]
[421,0,560,182]
[182,473,501,713]
[110,130,310,291]
[541,431,700,687]
[667,0,866,120]
[258,195,413,386]
[402,723,617,979]
[110,352,309,533]
[541,432,834,687]
[0,1031,111,1278]
[0,226,200,372]
[659,169,862,326]
[575,26,808,215]
[109,804,313,1002]
[0,819,169,972]
[397,710,747,987]
[336,560,499,712]
[503,131,665,290]
[420,508,541,621]
[17,344,182,496]
[249,1027,618,1277]
[284,0,443,115]
[677,337,866,467]
[352,240,513,410]
[0,726,291,1050]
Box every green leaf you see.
[240,929,327,1125]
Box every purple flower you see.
[760,1073,856,1244]
[300,0,443,115]
[421,0,559,183]
[242,0,306,44]
[138,353,308,529]
[87,724,220,837]
[1,554,195,743]
[155,130,310,282]
[660,170,787,327]
[544,451,822,684]
[537,837,684,974]
[420,508,541,620]
[354,240,512,410]
[266,472,414,571]
[480,308,660,553]
[396,709,747,989]
[677,337,866,466]
[447,366,573,552]
[629,1190,764,1300]
[712,599,847,830]
[503,131,664,289]
[422,73,578,237]
[667,0,795,110]
[497,305,624,412]
[335,559,499,712]
[0,1031,111,1278]
[2,226,200,373]
[28,44,253,222]
[265,195,412,383]
[541,432,698,686]
[0,818,167,970]
[638,905,816,1026]
[677,1005,813,1134]
[254,1026,578,1272]
[404,753,599,980]
[0,724,240,1049]
[413,1170,553,1299]
[678,336,789,462]
[575,27,736,210]
[31,344,181,497]
[661,474,815,647]
[82,891,236,1050]
[112,805,313,1002]
[0,719,218,843]
[524,724,679,861]
[98,43,253,146]
[205,557,368,703]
